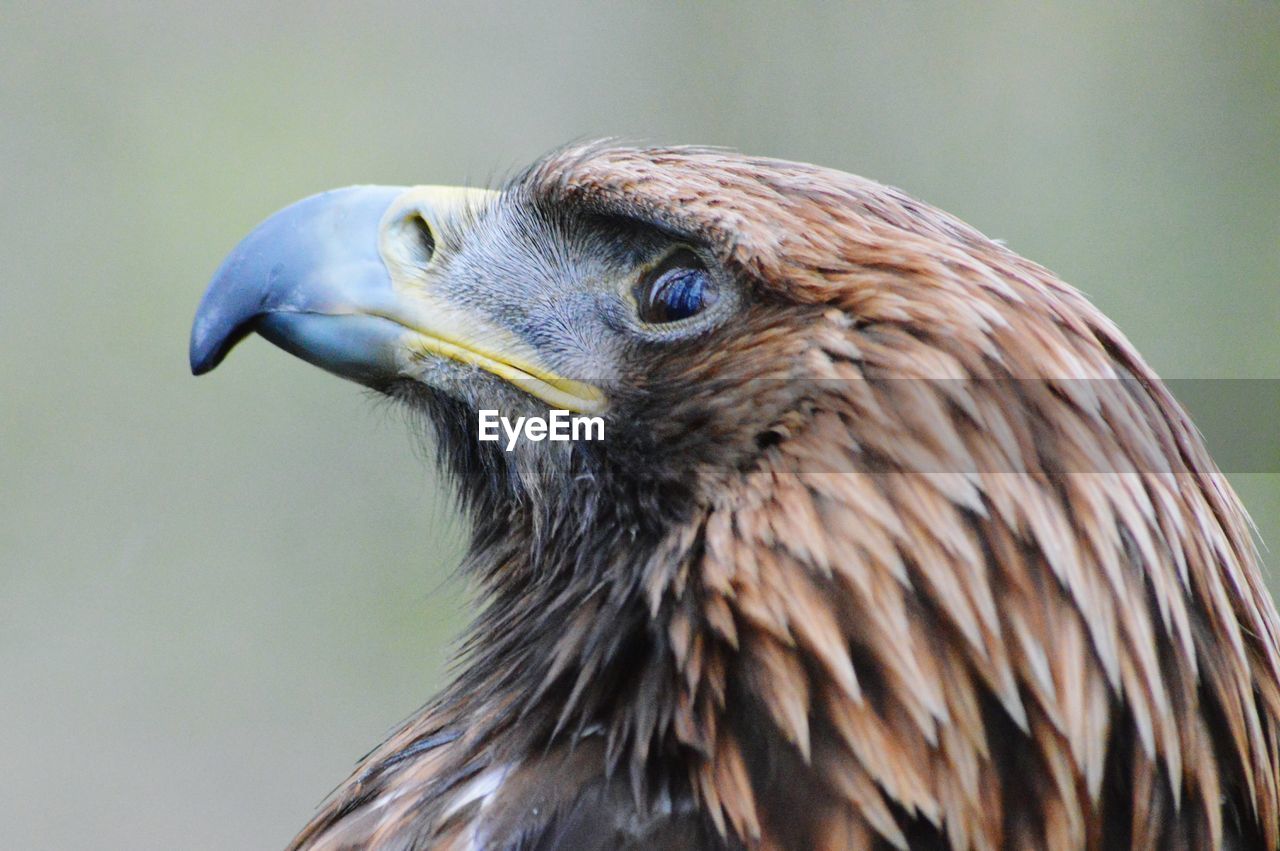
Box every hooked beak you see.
[190,185,603,413]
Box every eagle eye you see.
[636,249,718,324]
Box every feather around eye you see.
[636,249,718,323]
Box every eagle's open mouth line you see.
[396,326,605,415]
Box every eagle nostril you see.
[397,212,436,268]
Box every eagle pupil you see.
[639,252,717,323]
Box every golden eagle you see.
[191,145,1280,850]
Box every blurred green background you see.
[2,3,1277,848]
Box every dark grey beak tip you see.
[188,247,264,376]
[189,349,216,376]
[189,318,249,375]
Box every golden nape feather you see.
[194,145,1280,850]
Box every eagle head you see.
[192,145,1280,850]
